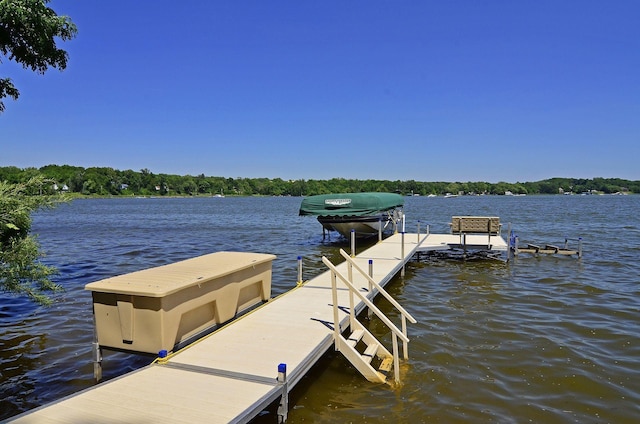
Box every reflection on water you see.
[1,195,640,422]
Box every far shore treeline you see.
[0,165,637,197]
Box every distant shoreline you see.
[1,165,637,196]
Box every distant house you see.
[52,183,69,192]
[120,184,129,190]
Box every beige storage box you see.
[85,251,276,355]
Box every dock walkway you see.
[7,231,506,423]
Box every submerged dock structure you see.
[509,235,583,259]
[7,222,508,424]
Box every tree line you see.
[0,165,637,197]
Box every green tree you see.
[0,176,67,304]
[0,0,77,112]
[0,165,23,183]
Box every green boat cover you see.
[299,192,404,217]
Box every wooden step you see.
[362,343,379,364]
[346,329,364,348]
[379,356,393,373]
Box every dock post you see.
[401,232,405,277]
[417,220,420,243]
[276,363,288,423]
[392,333,400,384]
[92,313,102,382]
[347,259,356,329]
[578,237,583,259]
[92,341,102,383]
[297,256,303,285]
[368,259,374,319]
[507,224,513,262]
[351,229,356,257]
[462,233,467,259]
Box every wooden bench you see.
[450,216,501,235]
[449,216,501,248]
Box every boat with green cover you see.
[299,192,404,238]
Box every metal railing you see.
[322,253,417,383]
[338,249,417,358]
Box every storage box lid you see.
[85,251,276,297]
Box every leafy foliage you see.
[0,176,67,305]
[0,0,77,111]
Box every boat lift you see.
[508,233,583,260]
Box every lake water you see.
[1,195,639,423]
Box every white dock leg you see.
[578,237,583,259]
[350,229,356,257]
[368,259,374,319]
[92,341,102,382]
[92,312,103,382]
[401,232,405,277]
[277,363,288,423]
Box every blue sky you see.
[2,0,639,182]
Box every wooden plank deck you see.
[7,232,434,424]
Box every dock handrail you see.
[322,256,410,383]
[338,248,417,359]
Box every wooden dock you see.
[6,230,506,423]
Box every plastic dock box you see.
[85,251,276,354]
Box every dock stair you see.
[338,322,394,383]
[323,249,417,384]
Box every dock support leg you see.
[462,233,467,260]
[368,260,374,319]
[92,312,103,382]
[92,341,102,383]
[400,232,405,277]
[507,225,513,262]
[277,363,288,423]
[350,229,356,257]
[578,237,583,259]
